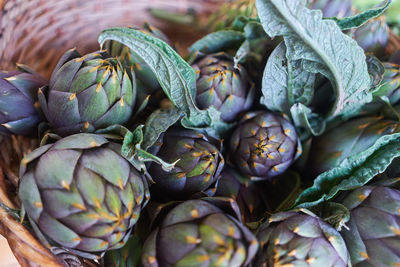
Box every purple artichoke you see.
[148,128,224,199]
[340,186,400,266]
[192,53,254,122]
[18,133,149,258]
[310,0,352,18]
[0,70,47,135]
[142,198,259,267]
[229,111,300,180]
[254,209,350,267]
[39,49,136,136]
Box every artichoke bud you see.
[18,133,149,258]
[310,0,352,18]
[254,209,350,267]
[104,23,171,95]
[380,63,400,105]
[0,70,47,135]
[215,165,270,223]
[307,116,398,180]
[229,111,300,180]
[39,49,136,136]
[192,53,254,122]
[141,198,258,267]
[339,186,400,266]
[148,128,224,200]
[354,17,390,59]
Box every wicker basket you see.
[0,0,223,266]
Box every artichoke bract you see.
[105,23,171,95]
[148,128,224,199]
[192,53,254,122]
[340,186,400,266]
[310,0,352,18]
[39,49,136,136]
[0,70,47,135]
[307,116,397,179]
[254,210,350,267]
[229,111,300,180]
[104,234,142,267]
[215,166,269,223]
[18,133,149,257]
[354,17,389,59]
[142,198,258,267]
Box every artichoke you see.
[254,209,350,267]
[39,49,136,136]
[378,62,400,105]
[307,116,398,179]
[309,0,352,18]
[104,234,142,267]
[354,17,390,59]
[215,165,270,223]
[142,198,259,267]
[18,133,149,257]
[339,186,400,266]
[192,53,254,122]
[229,111,300,180]
[105,23,171,95]
[148,128,224,199]
[0,70,47,135]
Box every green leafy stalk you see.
[189,30,245,54]
[98,27,229,136]
[333,0,392,30]
[256,0,372,120]
[295,133,400,208]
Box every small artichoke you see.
[339,186,400,266]
[0,70,47,135]
[142,198,259,267]
[354,17,390,59]
[18,133,149,257]
[310,0,352,18]
[105,23,171,95]
[104,234,142,267]
[192,53,254,122]
[378,63,400,105]
[215,165,270,223]
[148,128,224,199]
[254,209,350,267]
[39,49,136,136]
[229,111,300,180]
[307,116,397,179]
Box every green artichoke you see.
[215,165,270,223]
[39,49,136,136]
[148,128,224,199]
[307,116,397,179]
[339,186,400,266]
[192,53,254,122]
[354,17,390,59]
[229,111,301,180]
[309,0,352,18]
[0,70,47,135]
[105,23,171,95]
[254,209,350,267]
[142,198,259,267]
[18,133,149,258]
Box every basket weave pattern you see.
[0,0,222,266]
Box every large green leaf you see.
[261,42,315,114]
[98,27,229,136]
[256,0,372,120]
[295,133,400,208]
[333,0,392,30]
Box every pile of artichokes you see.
[2,0,400,266]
